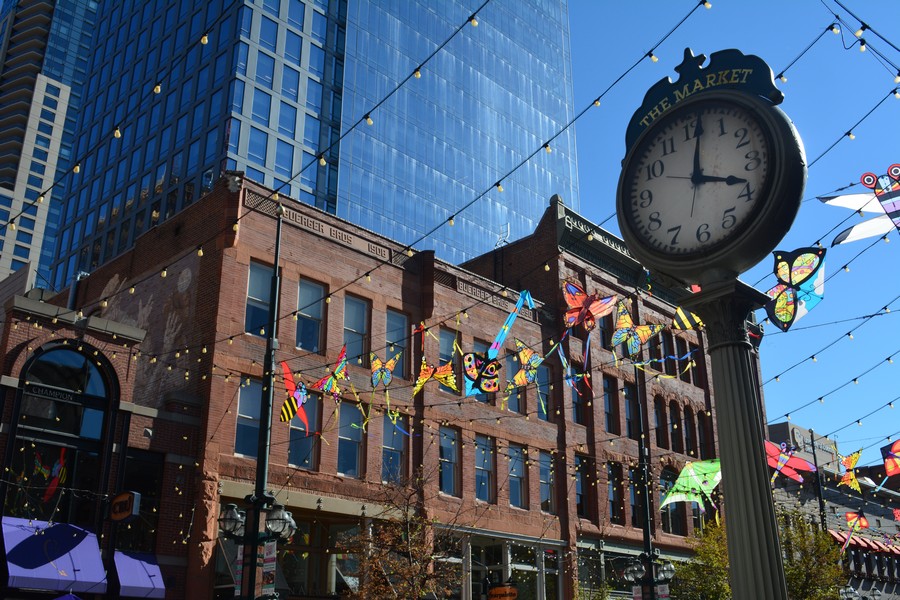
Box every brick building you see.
[0,175,720,599]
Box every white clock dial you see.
[622,100,771,255]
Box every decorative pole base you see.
[683,278,789,600]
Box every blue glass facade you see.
[51,0,578,285]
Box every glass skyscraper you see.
[0,0,97,284]
[50,0,578,287]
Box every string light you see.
[829,23,840,34]
[702,0,711,7]
[364,114,373,125]
[846,132,856,140]
[543,143,551,153]
[495,182,504,192]
[200,33,209,45]
[593,98,600,107]
[468,14,478,26]
[448,216,455,226]
[858,39,866,52]
[153,83,161,94]
[894,71,900,84]
[72,163,80,174]
[855,23,867,37]
[161,267,168,278]
[197,246,203,257]
[777,73,787,83]
[318,154,327,166]
[113,126,121,139]
[37,194,44,203]
[413,67,422,79]
[648,51,659,63]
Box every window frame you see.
[539,451,555,514]
[343,295,370,367]
[508,443,527,509]
[337,403,364,478]
[474,434,495,503]
[439,426,460,496]
[288,391,321,470]
[296,278,326,353]
[381,413,407,484]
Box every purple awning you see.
[2,516,107,593]
[114,551,166,598]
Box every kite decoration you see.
[659,459,722,513]
[894,508,900,522]
[462,352,502,396]
[561,280,616,332]
[610,300,664,357]
[557,344,589,391]
[763,247,826,332]
[764,440,816,484]
[370,352,401,388]
[279,362,310,434]
[819,163,900,246]
[672,306,704,330]
[461,290,533,398]
[509,338,544,387]
[311,345,348,399]
[842,510,870,554]
[872,439,900,492]
[837,448,863,493]
[412,357,458,395]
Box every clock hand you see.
[690,114,704,185]
[695,174,748,185]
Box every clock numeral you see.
[738,183,754,202]
[717,117,727,136]
[638,189,653,208]
[722,207,736,229]
[682,119,699,142]
[661,137,676,156]
[744,150,761,171]
[668,225,682,246]
[734,127,750,148]
[648,212,662,231]
[644,159,665,181]
[696,223,710,243]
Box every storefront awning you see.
[2,516,107,593]
[114,551,165,598]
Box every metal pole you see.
[242,203,284,600]
[633,362,656,600]
[808,428,828,531]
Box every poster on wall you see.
[262,539,277,596]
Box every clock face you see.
[620,98,771,256]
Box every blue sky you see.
[568,0,900,469]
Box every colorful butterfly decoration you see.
[279,361,310,434]
[311,345,348,398]
[510,338,544,387]
[893,508,900,522]
[610,300,664,357]
[842,510,870,554]
[764,440,816,484]
[370,351,401,388]
[872,439,900,492]
[659,459,722,514]
[561,280,616,332]
[557,344,589,391]
[819,163,900,246]
[837,448,863,493]
[463,352,502,396]
[412,357,458,395]
[764,247,826,332]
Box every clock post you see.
[616,50,807,600]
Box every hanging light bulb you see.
[233,220,240,232]
[37,194,44,203]
[848,332,854,340]
[811,355,817,362]
[894,89,900,99]
[829,23,840,34]
[858,39,867,52]
[855,23,867,37]
[73,163,80,174]
[100,299,108,308]
[413,67,421,79]
[114,126,122,139]
[544,264,550,271]
[10,219,16,231]
[200,33,209,45]
[894,71,900,84]
[407,248,414,257]
[153,83,161,94]
[847,131,856,140]
[364,114,373,125]
[593,98,600,107]
[365,272,371,282]
[325,296,331,304]
[648,52,659,63]
[197,246,203,257]
[161,267,168,278]
[544,143,551,153]
[448,216,455,226]
[318,154,327,166]
[469,14,478,26]
[129,286,135,294]
[843,265,851,272]
[495,182,504,192]
[778,73,787,83]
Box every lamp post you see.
[622,550,675,599]
[220,201,291,599]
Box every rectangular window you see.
[539,451,554,513]
[251,88,271,126]
[624,382,639,441]
[279,102,297,137]
[571,364,587,425]
[248,127,268,165]
[259,16,278,52]
[235,42,249,76]
[608,462,624,525]
[603,376,619,435]
[382,414,407,483]
[245,262,272,336]
[297,279,325,352]
[536,364,551,421]
[337,404,364,478]
[309,44,325,77]
[575,455,589,518]
[288,392,320,469]
[385,309,408,379]
[343,296,369,366]
[311,11,326,43]
[670,406,683,453]
[303,114,320,150]
[475,434,494,503]
[505,354,522,413]
[256,52,275,89]
[629,467,645,529]
[282,65,300,102]
[472,340,491,404]
[275,139,293,178]
[235,379,262,456]
[655,399,668,448]
[306,79,322,112]
[284,30,302,66]
[439,427,459,496]
[508,444,526,509]
[288,0,304,29]
[439,330,457,394]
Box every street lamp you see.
[867,588,882,600]
[622,550,675,598]
[839,586,860,599]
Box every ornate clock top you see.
[624,48,784,152]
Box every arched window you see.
[654,397,668,449]
[659,467,686,535]
[4,344,117,528]
[684,406,697,457]
[697,410,713,459]
[669,402,683,454]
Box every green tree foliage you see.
[670,508,845,600]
